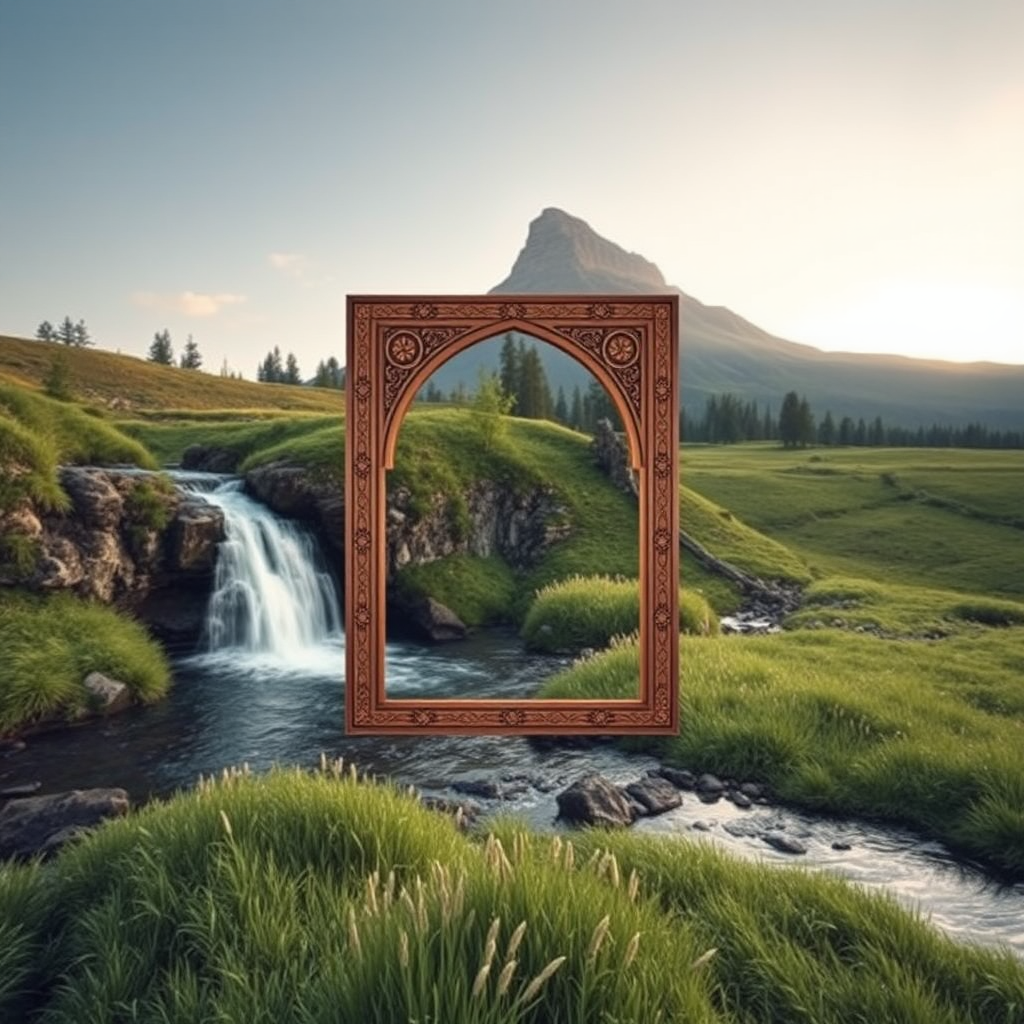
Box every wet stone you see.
[761,832,807,855]
[655,766,696,790]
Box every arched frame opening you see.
[345,295,679,735]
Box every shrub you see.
[522,575,718,652]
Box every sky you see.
[2,0,1022,377]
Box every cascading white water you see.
[180,476,341,660]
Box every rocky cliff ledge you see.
[242,461,571,637]
[0,467,224,644]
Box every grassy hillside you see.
[682,445,1024,598]
[1,767,1021,1023]
[0,335,344,413]
[0,381,156,519]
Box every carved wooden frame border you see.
[345,295,679,735]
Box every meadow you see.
[4,339,1024,1019]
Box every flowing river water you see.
[3,473,1022,958]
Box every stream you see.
[2,472,1022,959]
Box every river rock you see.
[410,597,467,642]
[761,831,807,855]
[166,498,225,573]
[83,671,132,714]
[625,776,683,815]
[0,788,129,860]
[728,790,753,809]
[556,774,635,828]
[451,778,501,800]
[696,773,726,802]
[655,766,696,790]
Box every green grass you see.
[387,410,641,624]
[1,382,155,514]
[521,575,718,653]
[789,575,1024,637]
[394,555,519,628]
[119,413,342,475]
[0,335,345,413]
[682,444,1024,599]
[1,767,1021,1023]
[681,485,811,584]
[541,629,1024,875]
[0,592,170,736]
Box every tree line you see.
[417,334,622,433]
[36,317,92,347]
[684,390,1024,450]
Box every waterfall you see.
[177,475,341,660]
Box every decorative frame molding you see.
[345,295,679,735]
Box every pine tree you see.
[498,333,521,412]
[179,334,202,369]
[72,319,92,347]
[284,352,301,384]
[35,320,57,342]
[148,329,174,365]
[325,356,343,388]
[57,316,76,346]
[797,397,815,446]
[518,347,553,419]
[819,410,836,446]
[554,385,568,424]
[570,385,583,430]
[778,391,802,448]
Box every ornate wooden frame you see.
[345,295,679,735]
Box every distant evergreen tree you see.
[284,352,301,384]
[797,397,815,446]
[570,385,583,430]
[554,385,568,424]
[854,418,867,446]
[818,410,836,446]
[313,359,330,388]
[869,415,885,446]
[779,391,813,448]
[325,356,343,389]
[148,329,174,365]
[57,316,76,346]
[179,334,202,369]
[584,378,618,432]
[498,333,521,412]
[72,319,92,347]
[518,347,553,419]
[258,346,285,383]
[35,320,57,342]
[449,380,468,403]
[424,381,444,402]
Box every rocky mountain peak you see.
[490,207,671,294]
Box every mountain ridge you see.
[478,207,1024,427]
